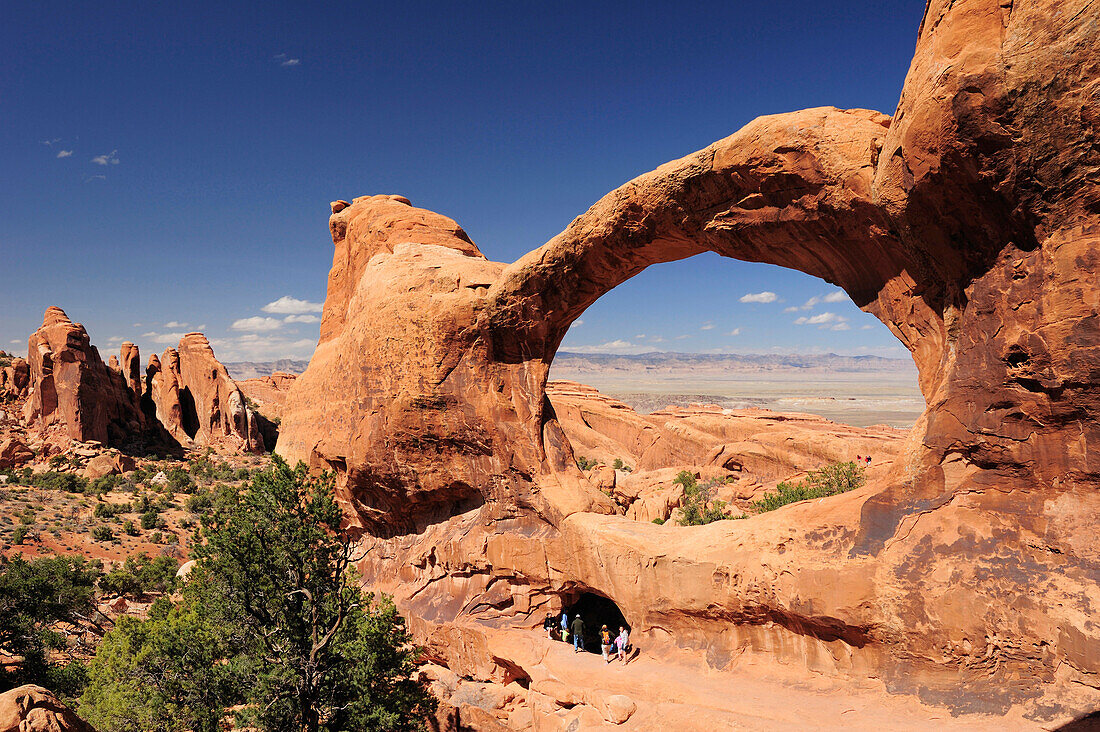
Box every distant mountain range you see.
[225,352,914,381]
[224,359,311,380]
[552,351,915,374]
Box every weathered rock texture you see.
[278,0,1099,724]
[22,307,145,446]
[20,310,263,454]
[0,685,96,732]
[0,357,30,401]
[237,372,297,420]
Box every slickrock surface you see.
[18,308,263,455]
[0,685,95,732]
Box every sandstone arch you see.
[278,0,1099,719]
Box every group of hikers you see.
[855,455,872,466]
[544,612,632,663]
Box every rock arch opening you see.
[549,254,923,430]
[561,591,629,654]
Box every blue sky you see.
[0,1,924,362]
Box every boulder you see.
[1,357,30,399]
[0,437,33,469]
[82,452,136,480]
[0,684,95,732]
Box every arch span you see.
[277,0,1100,712]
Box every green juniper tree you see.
[0,554,101,697]
[81,455,436,732]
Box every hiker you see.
[560,611,569,642]
[600,624,613,662]
[543,612,556,639]
[865,455,872,465]
[571,614,585,653]
[615,626,630,662]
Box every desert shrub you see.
[28,471,88,493]
[167,467,195,494]
[92,526,114,542]
[233,467,251,482]
[751,461,866,514]
[90,475,123,495]
[651,517,665,525]
[132,494,151,514]
[12,526,28,545]
[576,455,599,471]
[150,531,162,544]
[123,520,137,536]
[93,502,125,519]
[140,511,160,530]
[611,458,634,472]
[675,471,731,526]
[19,507,36,525]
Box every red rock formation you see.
[0,684,95,732]
[175,333,264,453]
[237,371,297,420]
[119,341,142,401]
[0,357,30,400]
[18,310,263,455]
[22,307,143,445]
[144,338,264,453]
[275,0,1099,722]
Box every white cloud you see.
[634,334,645,339]
[164,321,188,329]
[106,336,124,343]
[793,312,851,331]
[674,334,691,340]
[572,319,584,327]
[91,150,119,166]
[783,306,799,313]
[42,138,61,146]
[861,324,874,330]
[700,321,715,331]
[649,336,666,343]
[132,323,142,328]
[56,150,73,158]
[231,316,283,332]
[84,174,106,182]
[284,314,320,324]
[209,334,316,361]
[261,296,323,315]
[141,331,188,344]
[281,58,301,66]
[9,339,22,344]
[823,290,848,303]
[739,291,777,304]
[727,328,742,336]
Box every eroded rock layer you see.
[275,0,1099,724]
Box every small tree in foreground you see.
[81,456,436,732]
